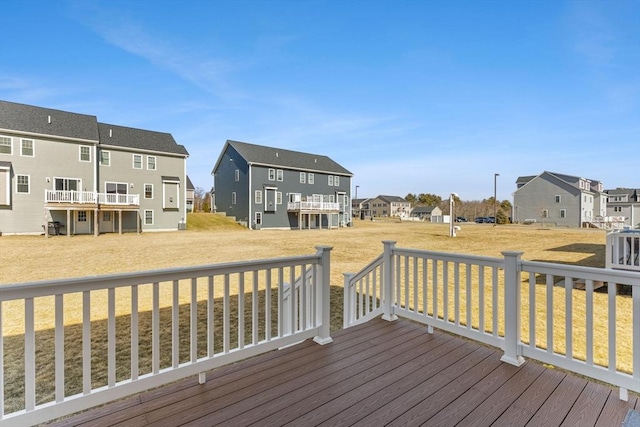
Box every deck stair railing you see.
[344,241,639,400]
[0,246,333,427]
[606,229,640,272]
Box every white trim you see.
[79,145,91,162]
[20,138,34,157]
[144,209,154,225]
[54,177,82,192]
[147,155,156,170]
[97,143,187,158]
[0,128,98,145]
[132,154,143,169]
[16,174,30,194]
[0,135,12,155]
[100,150,111,166]
[144,183,153,199]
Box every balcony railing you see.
[606,229,640,272]
[0,246,333,426]
[344,241,639,399]
[287,201,340,212]
[45,190,140,206]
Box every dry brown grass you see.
[1,218,630,413]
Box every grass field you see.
[0,214,632,412]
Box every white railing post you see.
[314,245,333,344]
[382,240,398,321]
[501,251,525,366]
[343,273,355,328]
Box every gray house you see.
[605,188,640,228]
[368,195,412,218]
[0,100,189,235]
[212,140,353,229]
[513,171,607,227]
[411,205,443,222]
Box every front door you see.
[75,210,91,234]
[99,210,114,233]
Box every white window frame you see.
[328,175,334,186]
[268,169,275,181]
[555,195,561,203]
[334,176,340,186]
[235,169,240,181]
[16,174,30,194]
[100,150,110,166]
[105,182,128,195]
[255,211,262,226]
[133,154,143,169]
[144,210,154,225]
[276,191,282,205]
[231,192,237,204]
[277,169,283,181]
[144,183,153,199]
[80,145,91,162]
[560,209,566,218]
[78,211,87,222]
[308,173,314,184]
[0,136,11,155]
[542,209,549,218]
[147,156,156,170]
[255,190,263,204]
[300,172,306,184]
[21,139,34,157]
[614,206,622,212]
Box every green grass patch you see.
[186,212,246,231]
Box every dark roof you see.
[377,195,409,203]
[0,160,11,169]
[0,100,99,142]
[98,123,188,156]
[186,175,195,190]
[516,171,604,195]
[215,140,352,176]
[161,176,181,182]
[412,206,438,214]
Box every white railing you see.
[45,190,140,206]
[287,201,340,212]
[606,229,640,271]
[344,241,640,398]
[45,190,97,204]
[97,192,140,206]
[0,247,333,427]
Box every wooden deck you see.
[48,318,639,427]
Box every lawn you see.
[1,217,629,412]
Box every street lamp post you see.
[494,173,500,226]
[355,185,359,219]
[450,192,458,237]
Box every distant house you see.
[211,140,353,229]
[0,100,189,235]
[352,197,372,219]
[186,176,195,212]
[513,171,607,227]
[368,195,412,218]
[411,205,443,222]
[605,188,640,228]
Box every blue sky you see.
[1,0,638,201]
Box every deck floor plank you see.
[43,318,637,427]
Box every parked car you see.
[455,217,467,222]
[485,216,495,223]
[475,217,487,223]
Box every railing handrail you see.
[44,189,140,206]
[1,247,333,426]
[345,241,640,398]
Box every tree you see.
[405,193,417,206]
[194,186,206,212]
[496,209,509,224]
[418,193,442,206]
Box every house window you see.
[235,170,240,181]
[78,211,87,222]
[300,172,306,184]
[614,206,622,212]
[328,175,333,186]
[231,192,236,204]
[255,190,262,204]
[133,154,142,169]
[308,173,314,184]
[255,212,262,226]
[55,178,80,191]
[106,182,128,194]
[147,156,156,170]
[276,191,282,205]
[144,210,154,225]
[80,146,91,162]
[17,175,29,193]
[276,169,283,181]
[542,209,548,218]
[334,176,340,186]
[555,195,561,203]
[21,139,34,156]
[268,169,275,181]
[145,184,153,199]
[560,209,566,218]
[103,211,111,221]
[100,150,110,166]
[0,136,11,154]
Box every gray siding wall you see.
[0,133,96,234]
[214,145,250,224]
[513,178,581,227]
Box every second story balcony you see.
[45,190,140,207]
[287,201,340,212]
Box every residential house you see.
[368,195,412,218]
[605,188,640,228]
[186,175,195,212]
[513,171,607,227]
[351,197,372,219]
[211,140,353,229]
[410,205,443,222]
[0,100,189,235]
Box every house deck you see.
[48,318,638,427]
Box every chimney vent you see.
[109,129,112,137]
[47,115,51,124]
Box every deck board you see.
[45,318,639,427]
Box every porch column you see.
[66,209,71,237]
[501,251,525,366]
[94,209,99,236]
[44,209,49,238]
[313,245,333,345]
[118,209,122,235]
[382,240,398,321]
[136,210,140,234]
